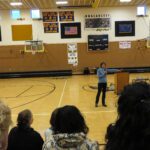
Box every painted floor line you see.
[58,79,67,107]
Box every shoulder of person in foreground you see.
[30,128,44,149]
[105,123,116,140]
[32,128,44,140]
[44,128,53,141]
[42,136,100,150]
[42,134,55,150]
[84,138,100,150]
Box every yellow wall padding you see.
[12,25,33,41]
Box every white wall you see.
[0,6,150,45]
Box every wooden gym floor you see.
[0,73,150,144]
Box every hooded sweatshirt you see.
[42,132,99,150]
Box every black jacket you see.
[7,126,44,150]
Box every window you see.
[11,10,21,19]
[137,6,147,16]
[31,9,40,19]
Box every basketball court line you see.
[11,110,116,117]
[16,85,34,97]
[58,79,67,107]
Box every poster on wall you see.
[59,11,74,22]
[42,12,58,22]
[119,41,131,49]
[67,43,78,66]
[43,23,59,33]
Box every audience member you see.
[105,82,150,150]
[43,105,99,150]
[7,109,43,150]
[0,101,12,150]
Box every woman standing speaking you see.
[95,62,120,107]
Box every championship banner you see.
[59,11,74,22]
[85,14,111,31]
[42,12,58,22]
[43,23,59,33]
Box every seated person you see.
[7,109,43,150]
[105,82,150,150]
[43,105,99,150]
[0,101,12,150]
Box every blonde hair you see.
[0,101,12,136]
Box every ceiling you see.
[0,0,150,10]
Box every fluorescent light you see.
[10,2,22,6]
[120,0,131,2]
[56,1,68,5]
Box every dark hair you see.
[105,82,150,150]
[100,62,106,68]
[53,105,89,134]
[50,108,59,127]
[17,109,32,129]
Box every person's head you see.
[50,108,59,128]
[105,82,150,150]
[0,101,12,149]
[17,109,33,128]
[53,105,89,134]
[118,81,150,117]
[100,62,106,68]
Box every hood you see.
[53,132,86,149]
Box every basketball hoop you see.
[24,40,44,53]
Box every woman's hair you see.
[100,62,106,68]
[105,82,150,150]
[0,101,12,135]
[50,108,59,127]
[17,109,32,128]
[53,105,89,134]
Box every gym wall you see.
[0,7,149,73]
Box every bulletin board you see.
[88,34,109,51]
[12,25,33,41]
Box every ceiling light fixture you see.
[120,0,132,2]
[10,2,23,6]
[56,1,68,5]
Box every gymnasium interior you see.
[0,0,150,149]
